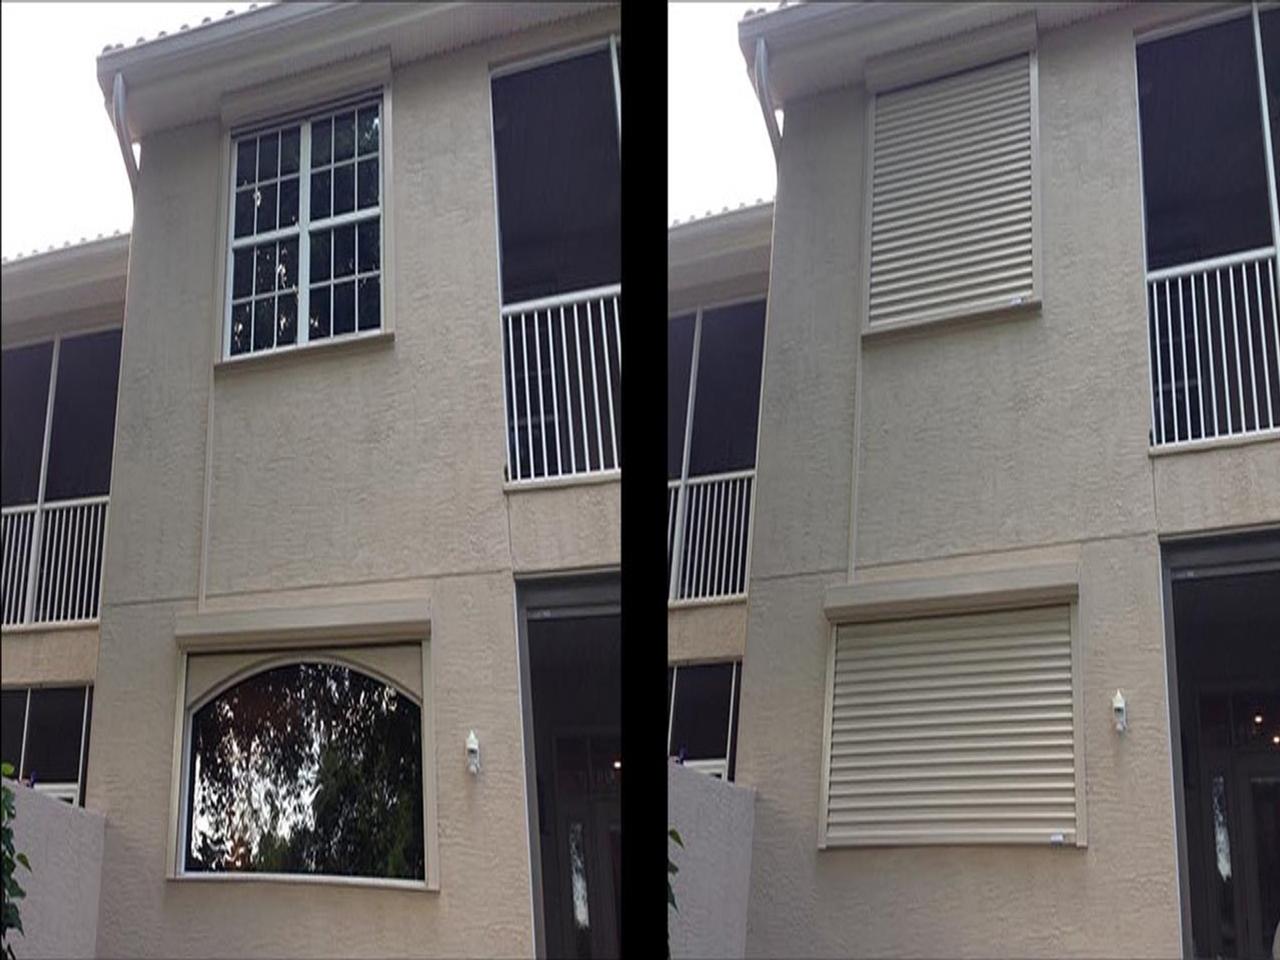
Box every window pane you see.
[357,158,379,210]
[256,182,278,234]
[333,163,355,216]
[358,277,380,331]
[357,219,379,274]
[235,138,256,186]
[333,281,355,335]
[258,132,279,181]
[253,299,274,351]
[184,662,424,879]
[43,330,122,501]
[309,286,331,340]
[333,111,355,162]
[278,293,298,346]
[311,169,331,221]
[280,126,300,176]
[23,687,84,784]
[232,248,253,300]
[234,189,254,239]
[231,303,251,355]
[1137,16,1272,270]
[1,342,52,506]
[1263,11,1280,178]
[357,105,379,156]
[491,48,621,303]
[279,238,298,291]
[667,314,694,479]
[1,690,25,773]
[670,663,734,762]
[255,243,276,295]
[279,177,299,228]
[687,301,766,476]
[310,229,331,282]
[334,224,355,278]
[311,118,332,168]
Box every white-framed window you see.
[0,685,93,805]
[820,606,1084,848]
[224,91,384,358]
[174,644,433,886]
[864,52,1041,331]
[666,661,741,781]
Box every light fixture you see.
[612,759,622,770]
[466,730,481,776]
[1255,714,1264,725]
[1273,735,1279,746]
[1112,690,1127,733]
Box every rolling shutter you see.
[824,606,1079,846]
[868,54,1037,326]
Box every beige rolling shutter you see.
[868,54,1037,327]
[824,606,1078,846]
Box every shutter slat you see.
[825,606,1076,845]
[868,53,1036,327]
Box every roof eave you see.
[1,234,130,327]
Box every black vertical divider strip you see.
[618,6,669,956]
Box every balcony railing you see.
[1147,247,1280,447]
[502,284,622,484]
[668,470,755,604]
[2,497,108,627]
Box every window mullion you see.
[299,120,313,346]
[609,33,621,148]
[670,310,702,601]
[18,688,30,779]
[667,665,678,755]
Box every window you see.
[225,94,383,358]
[180,655,426,882]
[493,40,623,484]
[666,661,741,780]
[0,686,93,805]
[667,301,766,602]
[1,330,120,626]
[866,54,1039,329]
[821,607,1081,847]
[1138,11,1280,446]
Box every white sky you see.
[668,2,775,224]
[0,3,255,260]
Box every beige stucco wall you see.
[86,9,619,959]
[668,602,747,664]
[0,626,98,686]
[6,781,105,959]
[739,6,1277,957]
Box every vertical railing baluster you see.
[573,302,590,472]
[546,308,563,477]
[560,306,576,474]
[1218,270,1232,436]
[599,299,618,471]
[533,308,548,479]
[1191,274,1204,439]
[586,300,604,474]
[1254,260,1274,429]
[520,313,536,478]
[506,314,522,482]
[1177,277,1191,442]
[1164,279,1177,442]
[1230,266,1247,432]
[1203,271,1218,438]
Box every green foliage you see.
[2,762,31,960]
[667,827,684,959]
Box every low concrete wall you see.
[5,781,103,959]
[668,762,755,960]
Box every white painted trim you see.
[420,638,440,891]
[1070,600,1088,847]
[502,469,621,494]
[173,597,431,651]
[1147,426,1280,457]
[169,872,433,892]
[817,626,836,849]
[166,652,188,878]
[213,328,394,372]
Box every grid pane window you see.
[227,96,382,357]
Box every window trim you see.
[213,78,396,366]
[859,46,1043,339]
[166,610,438,891]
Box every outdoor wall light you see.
[1112,690,1127,733]
[466,729,481,775]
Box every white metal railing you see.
[668,470,755,603]
[1,496,108,627]
[1147,247,1280,446]
[502,284,622,483]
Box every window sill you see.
[862,296,1041,343]
[1148,428,1280,458]
[170,871,436,893]
[213,328,394,373]
[503,469,621,493]
[668,594,747,611]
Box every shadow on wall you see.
[668,762,755,960]
[4,782,103,959]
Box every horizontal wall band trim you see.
[174,597,430,651]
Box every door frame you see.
[515,570,620,960]
[1234,749,1280,957]
[1160,527,1280,958]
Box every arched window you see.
[183,660,424,880]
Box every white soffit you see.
[97,2,614,139]
[1,234,130,326]
[668,201,775,298]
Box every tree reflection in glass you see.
[185,661,424,880]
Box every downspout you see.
[752,37,782,159]
[110,73,139,195]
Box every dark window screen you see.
[670,663,734,761]
[1137,16,1273,271]
[1,343,53,507]
[44,329,122,501]
[492,49,620,303]
[1263,10,1280,177]
[668,314,695,479]
[687,301,766,476]
[1,690,26,772]
[23,686,85,783]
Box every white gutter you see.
[752,37,782,159]
[111,73,139,196]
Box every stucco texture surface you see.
[668,601,747,663]
[86,9,619,959]
[7,783,104,959]
[734,7,1249,957]
[0,626,98,686]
